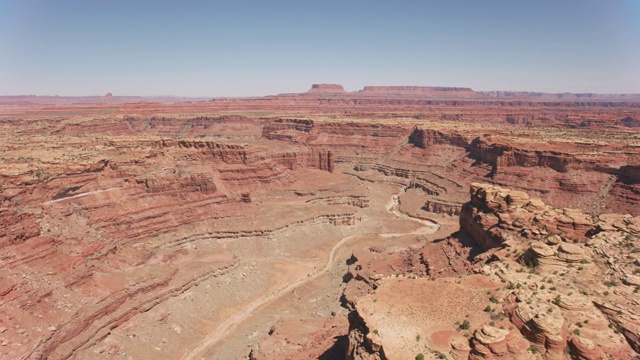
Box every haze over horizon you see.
[1,0,639,97]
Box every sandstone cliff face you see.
[469,138,575,173]
[620,164,640,183]
[402,126,639,215]
[136,173,217,194]
[261,118,315,137]
[347,124,639,226]
[460,183,594,250]
[505,114,534,126]
[610,164,640,214]
[262,118,407,140]
[407,128,469,149]
[161,138,335,176]
[262,118,409,159]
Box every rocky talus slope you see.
[345,183,640,360]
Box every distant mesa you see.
[479,91,640,101]
[306,84,346,94]
[359,86,475,95]
[105,92,113,97]
[304,84,480,99]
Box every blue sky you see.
[0,0,639,96]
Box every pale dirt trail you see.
[183,188,439,360]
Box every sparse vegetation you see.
[435,351,447,359]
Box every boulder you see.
[568,336,604,360]
[556,243,585,263]
[530,241,555,258]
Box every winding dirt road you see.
[182,189,439,360]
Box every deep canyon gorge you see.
[0,85,639,359]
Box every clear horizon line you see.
[1,85,640,98]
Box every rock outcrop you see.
[469,137,575,174]
[469,325,531,360]
[620,164,640,183]
[307,83,347,94]
[408,128,469,149]
[621,116,640,127]
[344,183,640,359]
